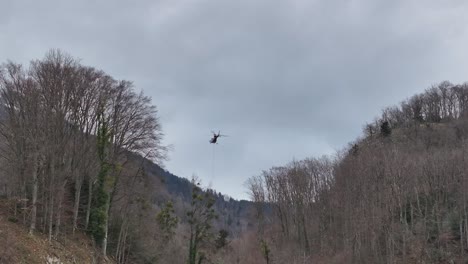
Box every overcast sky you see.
[1,0,468,199]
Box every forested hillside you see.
[3,50,468,264]
[247,81,468,263]
[0,51,255,264]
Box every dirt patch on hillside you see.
[0,199,113,264]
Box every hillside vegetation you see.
[247,81,468,263]
[0,199,114,264]
[0,51,255,264]
[3,50,468,264]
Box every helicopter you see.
[209,131,228,144]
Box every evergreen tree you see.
[215,229,229,250]
[260,239,271,264]
[187,178,217,264]
[156,201,179,240]
[380,120,392,137]
[88,113,111,245]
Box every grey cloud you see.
[1,0,468,199]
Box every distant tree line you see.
[365,81,468,136]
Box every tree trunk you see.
[85,177,93,230]
[29,153,38,235]
[465,209,468,251]
[116,219,128,264]
[43,192,48,233]
[73,177,83,234]
[54,180,67,238]
[22,182,27,226]
[460,216,464,255]
[48,194,54,242]
[102,198,110,256]
[302,214,310,254]
[115,219,124,262]
[48,158,55,242]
